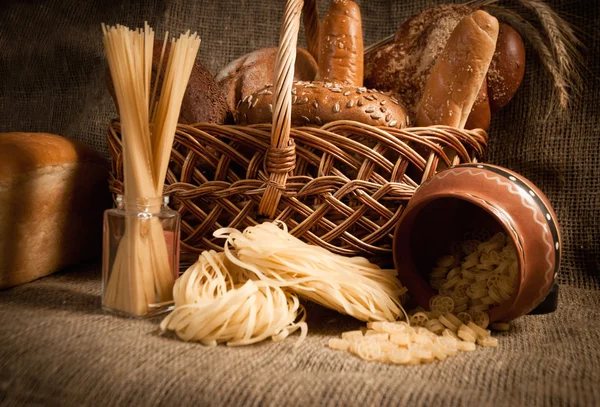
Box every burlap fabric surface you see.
[0,0,599,405]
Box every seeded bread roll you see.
[318,0,364,86]
[236,81,409,128]
[216,47,318,113]
[416,11,499,128]
[0,133,111,288]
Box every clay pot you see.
[393,163,561,322]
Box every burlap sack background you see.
[0,0,598,405]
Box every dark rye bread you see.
[236,81,410,128]
[106,40,231,125]
[216,47,318,113]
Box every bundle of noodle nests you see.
[160,221,408,347]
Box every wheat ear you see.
[485,5,580,112]
[483,1,583,111]
[517,0,583,102]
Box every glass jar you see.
[102,195,180,318]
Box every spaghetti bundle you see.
[102,23,200,316]
[216,222,408,322]
[160,251,307,346]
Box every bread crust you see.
[487,23,526,112]
[465,77,491,130]
[236,81,409,129]
[364,4,473,116]
[0,132,107,183]
[106,40,230,125]
[216,47,318,113]
[0,133,110,288]
[415,11,499,128]
[318,0,364,86]
[364,5,525,130]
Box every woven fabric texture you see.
[0,0,599,405]
[1,266,599,406]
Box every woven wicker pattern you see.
[107,120,486,255]
[107,0,488,256]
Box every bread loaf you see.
[318,0,364,86]
[464,77,491,130]
[216,47,318,113]
[0,133,111,288]
[236,81,409,128]
[487,23,526,112]
[364,4,526,130]
[107,40,231,125]
[364,4,473,117]
[416,11,499,128]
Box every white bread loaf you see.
[0,133,110,288]
[318,0,364,86]
[416,10,499,128]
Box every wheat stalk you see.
[480,1,583,111]
[517,0,583,101]
[483,7,576,113]
[517,0,582,57]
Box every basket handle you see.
[258,0,319,218]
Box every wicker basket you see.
[106,0,488,259]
